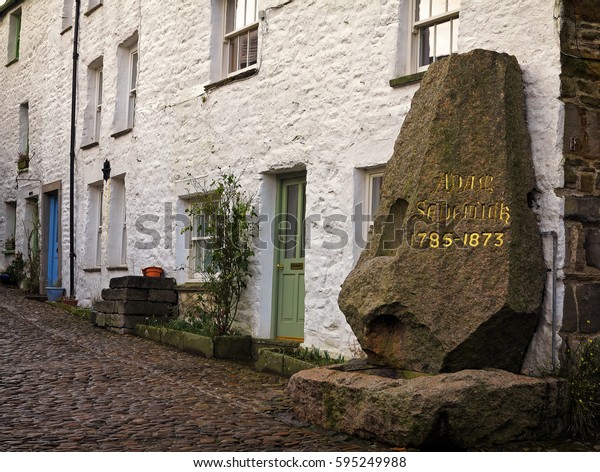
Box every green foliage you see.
[4,252,26,285]
[287,346,345,367]
[564,338,600,439]
[183,171,257,336]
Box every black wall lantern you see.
[102,159,111,181]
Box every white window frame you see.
[94,68,103,142]
[187,199,215,281]
[18,102,29,159]
[107,176,127,268]
[4,201,17,249]
[223,0,259,76]
[85,0,103,16]
[61,0,74,33]
[7,7,21,65]
[412,0,459,72]
[366,167,385,233]
[127,49,138,129]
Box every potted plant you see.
[4,236,15,251]
[2,252,25,286]
[60,296,79,307]
[142,266,163,277]
[46,278,64,302]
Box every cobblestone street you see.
[0,286,386,452]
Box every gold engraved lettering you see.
[499,203,510,224]
[416,201,427,217]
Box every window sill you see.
[107,265,128,271]
[389,72,425,88]
[5,57,18,67]
[204,67,258,92]
[2,249,15,255]
[111,128,133,139]
[84,3,103,16]
[17,167,29,174]
[175,282,210,292]
[81,141,99,150]
[82,267,101,273]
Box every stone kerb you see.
[92,276,177,334]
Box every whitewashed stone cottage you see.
[1,0,595,373]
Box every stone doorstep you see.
[109,276,176,291]
[287,367,569,450]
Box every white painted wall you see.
[0,0,564,372]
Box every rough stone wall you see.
[0,0,73,287]
[460,0,565,373]
[0,1,565,368]
[559,0,600,342]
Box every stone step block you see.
[109,276,176,291]
[92,300,119,314]
[119,301,174,317]
[101,288,148,302]
[148,289,177,304]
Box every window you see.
[108,176,127,267]
[224,0,258,75]
[188,199,216,279]
[7,7,21,65]
[112,32,138,135]
[82,57,103,147]
[413,0,459,71]
[61,0,73,32]
[85,0,103,16]
[95,68,103,141]
[4,201,17,252]
[18,102,29,170]
[128,49,138,128]
[86,184,103,267]
[367,169,384,229]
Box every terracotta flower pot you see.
[142,266,163,277]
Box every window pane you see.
[431,0,445,17]
[300,185,306,259]
[371,176,383,217]
[415,0,429,21]
[419,26,434,67]
[239,31,249,69]
[284,184,299,259]
[246,0,257,25]
[97,70,103,106]
[448,0,460,11]
[130,52,138,90]
[436,20,451,60]
[228,36,239,73]
[235,0,245,30]
[452,17,459,53]
[225,0,236,33]
[248,27,258,67]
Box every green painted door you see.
[274,176,306,340]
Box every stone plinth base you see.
[92,276,177,334]
[287,364,569,450]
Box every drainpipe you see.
[541,231,558,371]
[69,0,81,298]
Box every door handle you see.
[276,263,284,270]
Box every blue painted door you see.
[47,194,60,286]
